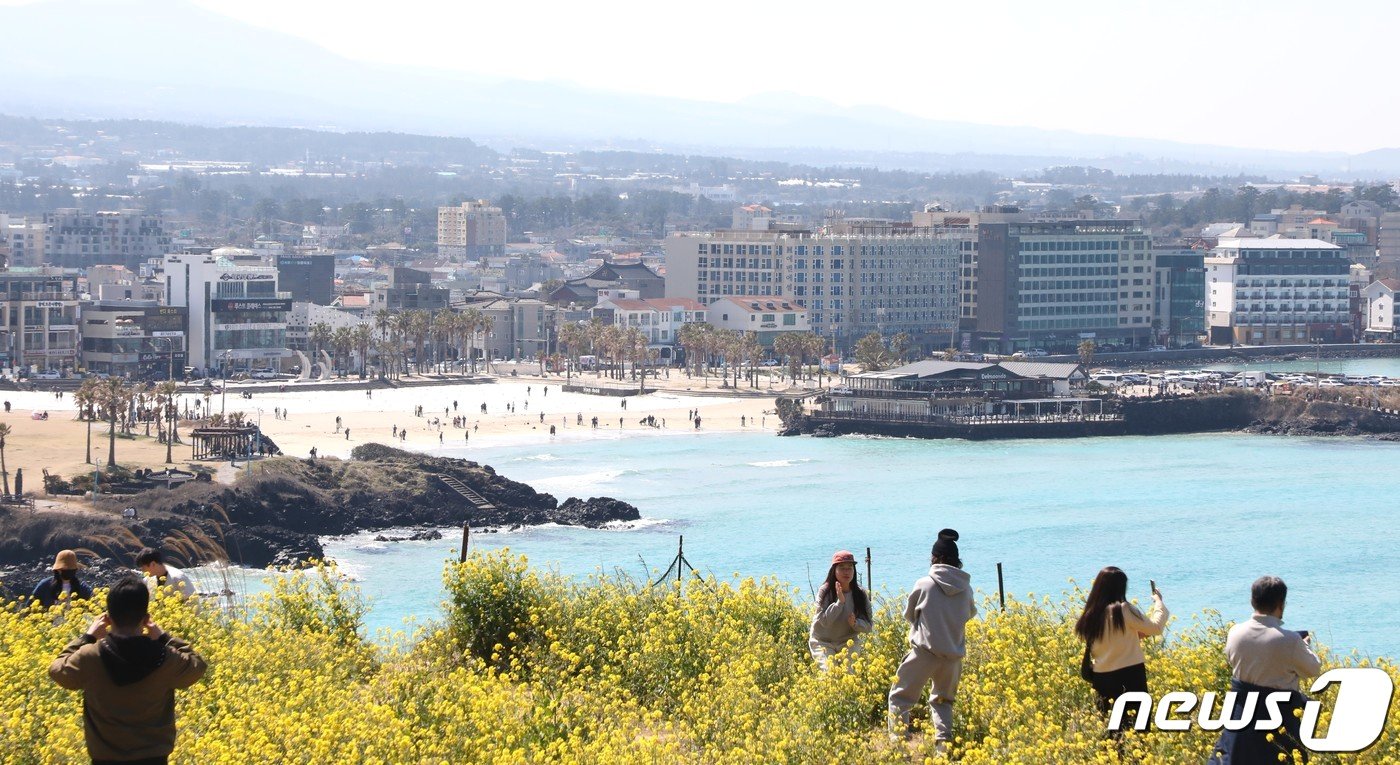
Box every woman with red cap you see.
[808,549,873,669]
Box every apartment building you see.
[164,250,290,373]
[1205,237,1351,345]
[0,267,81,373]
[1,214,46,268]
[968,219,1156,354]
[438,200,508,258]
[664,218,966,353]
[79,300,187,379]
[44,209,172,271]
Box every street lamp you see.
[220,349,232,414]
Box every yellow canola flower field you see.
[1,551,1396,764]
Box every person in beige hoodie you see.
[888,529,977,745]
[1074,566,1169,715]
[808,550,873,669]
[49,576,207,765]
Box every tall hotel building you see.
[664,219,968,352]
[1205,237,1351,345]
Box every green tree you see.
[854,332,890,372]
[1078,340,1097,367]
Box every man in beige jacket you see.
[49,576,207,765]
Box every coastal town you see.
[5,1,1400,760]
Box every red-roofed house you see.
[706,296,809,345]
[592,294,708,361]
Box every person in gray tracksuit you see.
[888,528,977,744]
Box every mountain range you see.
[2,0,1398,179]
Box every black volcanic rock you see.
[3,444,642,571]
[554,497,641,526]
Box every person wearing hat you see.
[809,549,873,669]
[31,549,94,608]
[888,529,977,747]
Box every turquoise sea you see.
[322,430,1400,659]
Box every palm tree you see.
[332,326,354,377]
[156,380,180,463]
[557,321,587,381]
[0,422,11,495]
[309,322,333,375]
[803,332,828,386]
[432,309,456,372]
[406,310,431,374]
[1078,340,1097,367]
[773,332,803,386]
[475,312,495,372]
[352,324,374,378]
[74,378,100,464]
[94,377,131,467]
[741,331,762,388]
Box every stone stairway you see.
[433,474,496,511]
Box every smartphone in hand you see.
[1149,579,1158,595]
[1297,630,1310,642]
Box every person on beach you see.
[1208,576,1322,765]
[1074,566,1168,716]
[809,550,872,669]
[32,550,94,608]
[49,576,207,765]
[136,547,197,600]
[888,529,976,747]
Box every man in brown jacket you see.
[49,576,207,765]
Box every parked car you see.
[1148,345,1168,352]
[1025,348,1049,358]
[34,370,62,380]
[251,370,279,380]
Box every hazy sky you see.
[10,0,1400,153]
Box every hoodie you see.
[809,583,873,654]
[904,564,977,658]
[49,631,207,761]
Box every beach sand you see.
[4,370,797,484]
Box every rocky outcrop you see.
[3,444,641,572]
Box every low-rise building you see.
[79,300,187,379]
[821,359,1090,420]
[1363,278,1400,340]
[705,296,808,346]
[592,293,707,362]
[374,267,451,312]
[549,261,665,306]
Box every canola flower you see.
[1,551,1396,764]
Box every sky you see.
[6,0,1399,154]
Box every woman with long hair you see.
[809,550,873,669]
[1075,566,1169,714]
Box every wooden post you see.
[459,522,471,562]
[677,536,684,585]
[996,562,1006,611]
[864,547,872,594]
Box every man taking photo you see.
[48,576,207,765]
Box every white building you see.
[1363,278,1400,340]
[705,296,809,346]
[664,218,966,353]
[438,200,508,258]
[592,292,707,361]
[1205,236,1352,345]
[164,251,290,373]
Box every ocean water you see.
[323,431,1400,659]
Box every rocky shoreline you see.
[0,443,639,598]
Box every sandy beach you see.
[4,368,796,484]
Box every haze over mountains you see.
[4,0,1399,178]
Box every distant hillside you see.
[3,0,1396,178]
